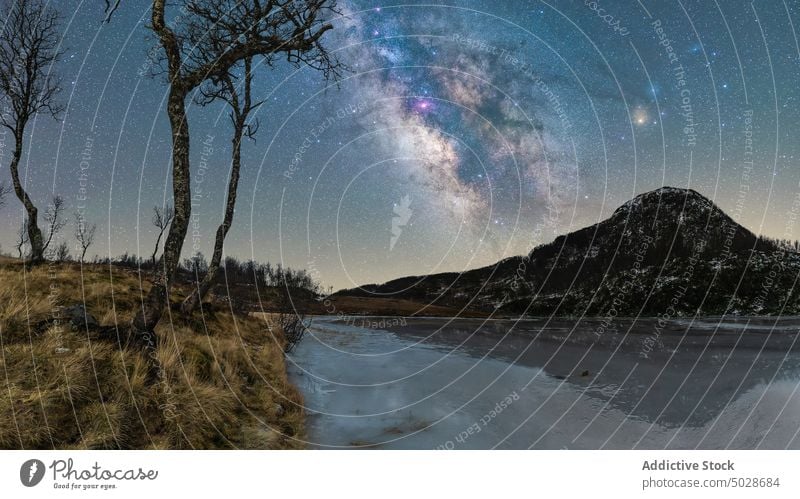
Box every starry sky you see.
[1,0,799,290]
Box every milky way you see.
[1,1,799,290]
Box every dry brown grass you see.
[0,261,305,449]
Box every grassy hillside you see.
[0,260,305,449]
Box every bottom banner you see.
[1,451,798,497]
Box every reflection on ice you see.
[287,317,800,449]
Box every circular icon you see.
[20,459,45,487]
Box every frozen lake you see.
[286,316,800,449]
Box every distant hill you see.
[337,187,800,316]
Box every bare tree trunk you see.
[132,86,191,337]
[9,135,45,263]
[182,122,243,313]
[130,1,191,340]
[151,233,163,267]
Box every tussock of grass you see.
[0,262,305,449]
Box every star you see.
[633,107,649,126]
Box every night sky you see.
[1,0,799,291]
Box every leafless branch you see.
[103,0,122,22]
[74,211,96,262]
[151,203,174,266]
[150,0,344,92]
[42,194,66,254]
[0,0,64,135]
[15,221,28,259]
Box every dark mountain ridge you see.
[337,187,800,316]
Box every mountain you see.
[337,187,800,316]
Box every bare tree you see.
[15,221,28,259]
[0,0,64,263]
[151,204,174,266]
[53,241,69,262]
[42,195,66,256]
[274,283,310,353]
[183,251,208,275]
[74,211,96,263]
[181,57,262,313]
[279,312,309,353]
[103,1,341,342]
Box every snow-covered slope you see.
[338,187,800,316]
